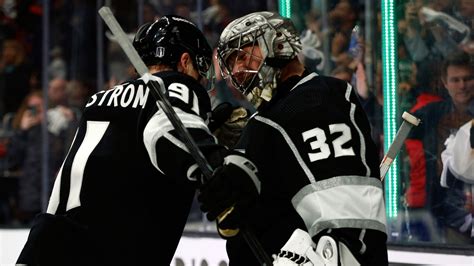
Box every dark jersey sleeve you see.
[142,73,220,183]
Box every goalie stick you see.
[98,7,272,266]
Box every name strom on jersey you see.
[86,82,150,109]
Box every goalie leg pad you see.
[315,235,361,266]
[273,229,361,266]
[273,228,321,265]
[338,241,361,266]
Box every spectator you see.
[404,51,473,242]
[303,9,323,43]
[328,0,358,35]
[399,0,465,65]
[48,78,68,108]
[47,78,77,146]
[329,31,352,70]
[299,29,325,74]
[0,39,33,119]
[454,0,474,54]
[398,42,419,113]
[199,0,233,47]
[7,90,73,225]
[48,46,67,80]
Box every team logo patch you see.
[155,47,165,58]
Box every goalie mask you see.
[217,11,301,108]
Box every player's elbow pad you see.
[223,152,261,194]
[198,151,261,222]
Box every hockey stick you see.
[98,7,272,266]
[380,111,420,180]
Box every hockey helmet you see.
[216,11,301,106]
[133,15,212,78]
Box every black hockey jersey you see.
[44,71,215,265]
[227,72,387,265]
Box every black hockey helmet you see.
[133,15,212,78]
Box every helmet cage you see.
[217,11,301,95]
[217,34,266,95]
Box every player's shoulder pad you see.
[267,75,344,119]
[317,75,351,93]
[150,71,212,116]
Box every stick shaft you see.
[380,112,420,180]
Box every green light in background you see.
[381,0,399,219]
[279,0,291,18]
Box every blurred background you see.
[0,0,472,263]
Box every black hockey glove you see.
[198,152,260,238]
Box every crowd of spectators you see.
[0,0,97,226]
[395,0,473,245]
[0,0,472,249]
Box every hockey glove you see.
[198,152,260,238]
[209,103,250,148]
[208,102,234,132]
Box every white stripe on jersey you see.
[143,106,211,174]
[290,72,318,92]
[47,121,109,213]
[47,129,79,214]
[254,116,317,184]
[345,83,370,177]
[67,121,110,211]
[292,176,387,237]
[47,163,63,214]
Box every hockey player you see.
[16,15,258,265]
[198,11,388,265]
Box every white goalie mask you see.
[217,11,302,108]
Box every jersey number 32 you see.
[302,123,355,162]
